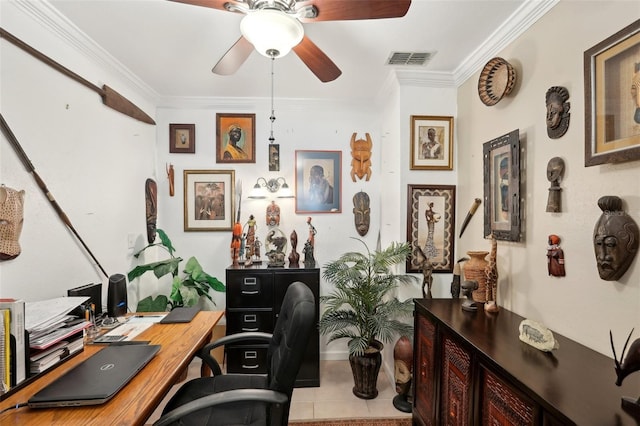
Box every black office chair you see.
[154,281,315,426]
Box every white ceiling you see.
[44,0,553,101]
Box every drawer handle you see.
[243,314,257,322]
[243,278,257,285]
[242,327,259,332]
[242,364,260,369]
[244,351,258,359]
[242,290,259,295]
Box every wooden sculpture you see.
[484,234,499,312]
[350,133,372,181]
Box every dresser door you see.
[414,314,437,425]
[479,367,538,426]
[440,332,472,426]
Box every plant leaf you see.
[136,295,169,312]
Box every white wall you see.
[456,1,640,357]
[0,1,157,305]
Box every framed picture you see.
[483,129,521,242]
[584,19,640,166]
[169,124,195,153]
[295,150,341,213]
[410,115,454,170]
[183,169,235,232]
[216,113,255,163]
[269,144,280,171]
[406,184,456,273]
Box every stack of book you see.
[0,298,26,393]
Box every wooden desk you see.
[0,310,223,426]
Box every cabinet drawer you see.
[225,310,273,334]
[479,367,537,425]
[226,345,268,374]
[226,272,273,308]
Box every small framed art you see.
[169,124,195,153]
[584,19,640,166]
[216,113,255,163]
[410,115,454,170]
[483,129,521,242]
[183,169,235,232]
[406,184,456,273]
[295,150,341,213]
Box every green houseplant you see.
[319,238,418,399]
[128,229,225,311]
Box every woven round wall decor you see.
[478,57,516,106]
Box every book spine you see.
[0,300,26,385]
[0,309,9,391]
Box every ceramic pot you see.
[464,251,489,303]
[349,340,383,399]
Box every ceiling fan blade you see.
[298,0,411,22]
[212,36,254,75]
[168,0,241,13]
[293,36,342,83]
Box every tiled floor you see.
[147,359,412,424]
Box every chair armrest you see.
[198,332,273,375]
[152,388,288,426]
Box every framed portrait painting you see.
[169,124,195,153]
[295,150,341,213]
[216,113,255,163]
[584,19,640,166]
[406,184,456,273]
[183,169,235,232]
[410,115,454,170]
[483,129,521,242]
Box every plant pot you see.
[464,250,489,303]
[349,341,383,399]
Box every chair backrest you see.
[266,281,315,424]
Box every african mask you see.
[353,191,370,236]
[350,133,372,182]
[593,196,639,281]
[0,186,25,260]
[545,86,570,139]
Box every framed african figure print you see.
[483,130,521,242]
[410,115,454,170]
[295,150,341,213]
[406,184,456,273]
[584,19,640,166]
[216,113,255,163]
[183,169,235,232]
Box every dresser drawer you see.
[226,271,273,308]
[225,310,273,334]
[226,345,268,374]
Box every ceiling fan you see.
[169,0,412,82]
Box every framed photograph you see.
[406,184,456,273]
[183,169,235,232]
[584,19,640,166]
[295,150,341,213]
[169,124,195,153]
[216,113,256,163]
[269,144,280,171]
[483,129,521,242]
[410,115,454,170]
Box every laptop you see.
[159,306,200,324]
[28,344,160,408]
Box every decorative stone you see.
[518,319,559,352]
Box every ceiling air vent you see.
[386,51,435,66]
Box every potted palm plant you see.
[128,229,225,311]
[319,238,418,399]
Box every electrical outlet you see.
[127,234,135,249]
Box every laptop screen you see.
[28,344,160,408]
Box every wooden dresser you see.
[225,264,320,387]
[413,298,639,425]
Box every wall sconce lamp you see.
[248,177,294,199]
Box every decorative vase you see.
[463,251,489,303]
[349,340,383,399]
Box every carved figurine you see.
[610,328,640,419]
[545,157,564,213]
[304,217,317,268]
[545,86,570,139]
[484,234,499,312]
[0,185,25,260]
[231,221,242,267]
[244,214,256,266]
[265,228,287,267]
[461,280,479,312]
[392,336,413,413]
[350,132,372,182]
[593,196,639,281]
[166,163,175,197]
[266,200,280,227]
[288,230,300,267]
[547,234,565,277]
[415,246,433,298]
[450,258,468,298]
[518,319,559,352]
[353,191,370,236]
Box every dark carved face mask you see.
[353,191,370,236]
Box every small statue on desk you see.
[461,280,479,312]
[611,329,640,421]
[288,230,300,267]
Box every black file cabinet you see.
[225,265,320,387]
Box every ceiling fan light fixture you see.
[240,9,303,58]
